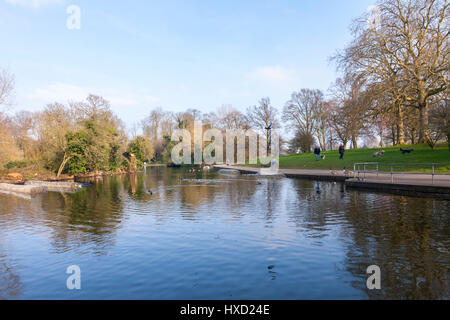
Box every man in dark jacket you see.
[314,146,321,161]
[339,145,345,160]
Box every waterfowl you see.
[343,169,354,176]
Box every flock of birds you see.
[188,164,212,173]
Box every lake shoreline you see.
[214,165,450,197]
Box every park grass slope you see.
[278,144,450,173]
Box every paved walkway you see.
[214,165,450,188]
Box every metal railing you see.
[353,163,450,185]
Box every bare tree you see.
[247,98,280,154]
[283,90,318,137]
[36,103,77,175]
[0,112,22,166]
[12,111,37,160]
[0,68,14,107]
[337,0,449,143]
[142,108,165,141]
[329,75,371,149]
[429,96,450,149]
[217,105,249,130]
[328,100,351,148]
[289,129,316,153]
[313,97,331,150]
[283,89,331,150]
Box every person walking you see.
[339,145,345,160]
[314,146,321,161]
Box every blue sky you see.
[0,0,375,127]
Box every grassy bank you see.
[0,161,72,183]
[278,144,450,173]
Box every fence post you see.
[391,165,393,183]
[363,164,366,181]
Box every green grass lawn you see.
[278,144,450,173]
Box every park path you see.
[213,165,450,188]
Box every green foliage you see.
[121,159,131,171]
[64,118,126,175]
[128,136,154,168]
[66,131,89,175]
[5,160,29,169]
[152,135,175,163]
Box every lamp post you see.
[265,123,272,155]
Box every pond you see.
[0,168,449,299]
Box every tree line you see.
[0,0,448,177]
[286,0,448,152]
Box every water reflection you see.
[339,195,450,299]
[37,177,125,255]
[0,168,448,299]
[0,244,23,299]
[285,178,450,299]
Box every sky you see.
[0,0,376,128]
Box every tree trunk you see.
[351,136,358,149]
[391,125,396,145]
[378,126,384,147]
[57,154,72,178]
[418,99,430,143]
[319,138,326,151]
[320,126,326,151]
[410,128,417,145]
[396,105,405,145]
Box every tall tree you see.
[0,68,14,107]
[247,98,280,154]
[217,105,249,130]
[337,0,449,143]
[283,89,319,138]
[329,75,371,149]
[37,103,76,172]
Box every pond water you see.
[0,168,449,299]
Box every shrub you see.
[5,160,28,169]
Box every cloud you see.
[23,82,161,126]
[26,82,160,109]
[244,66,294,87]
[4,0,63,8]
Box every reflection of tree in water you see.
[251,177,284,226]
[340,193,450,299]
[0,194,43,299]
[287,180,343,238]
[0,261,22,299]
[0,244,23,299]
[123,173,152,200]
[142,168,260,222]
[288,181,450,299]
[40,176,125,255]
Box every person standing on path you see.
[339,145,345,160]
[314,146,321,161]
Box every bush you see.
[127,136,154,168]
[5,160,28,169]
[290,130,316,153]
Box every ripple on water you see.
[0,169,448,299]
